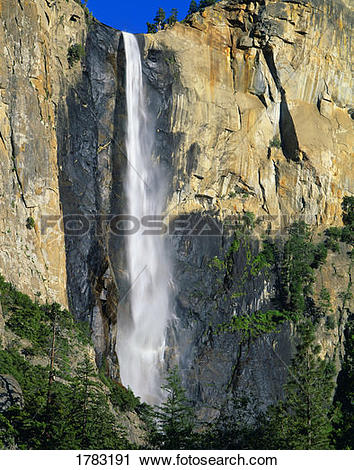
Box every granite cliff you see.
[0,0,352,419]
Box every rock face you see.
[138,0,353,415]
[144,0,352,227]
[0,0,90,306]
[0,374,24,411]
[56,17,122,378]
[0,0,353,417]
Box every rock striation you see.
[0,0,89,306]
[145,0,352,228]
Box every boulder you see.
[0,375,24,411]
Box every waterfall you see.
[116,32,171,404]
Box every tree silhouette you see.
[188,1,199,15]
[167,8,178,26]
[153,8,166,31]
[199,0,218,8]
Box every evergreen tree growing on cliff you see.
[267,321,336,449]
[279,222,327,314]
[188,1,199,15]
[332,316,354,449]
[147,7,167,33]
[154,7,166,30]
[152,367,195,449]
[341,196,354,245]
[62,358,128,449]
[167,9,178,26]
[146,22,158,34]
[199,0,218,9]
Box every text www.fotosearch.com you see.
[138,453,278,467]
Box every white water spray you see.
[116,32,171,404]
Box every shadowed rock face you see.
[0,0,352,416]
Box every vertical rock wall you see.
[144,0,352,229]
[0,0,88,305]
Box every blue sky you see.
[87,1,192,34]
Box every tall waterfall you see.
[116,32,171,404]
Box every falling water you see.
[116,32,171,404]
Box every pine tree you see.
[279,222,327,313]
[146,22,157,34]
[342,196,354,227]
[45,304,61,411]
[268,321,336,449]
[167,8,178,26]
[62,358,128,449]
[199,0,218,9]
[153,367,195,449]
[153,8,166,31]
[341,195,354,245]
[332,316,354,449]
[188,1,199,15]
[40,381,73,449]
[0,414,15,449]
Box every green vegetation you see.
[60,358,127,449]
[0,275,90,358]
[198,0,219,9]
[73,0,94,26]
[193,391,269,449]
[1,194,352,450]
[219,309,294,342]
[200,200,352,449]
[148,367,195,450]
[332,316,354,449]
[193,198,352,450]
[188,321,338,450]
[147,1,221,33]
[67,43,85,68]
[342,196,354,227]
[279,221,327,314]
[143,328,346,449]
[269,135,281,148]
[319,287,331,314]
[326,315,336,330]
[325,196,354,250]
[0,266,352,450]
[99,367,140,412]
[228,185,250,199]
[187,0,199,15]
[266,321,336,449]
[324,227,341,252]
[25,217,35,230]
[147,8,178,33]
[211,217,346,342]
[0,275,130,449]
[0,353,128,449]
[207,216,290,339]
